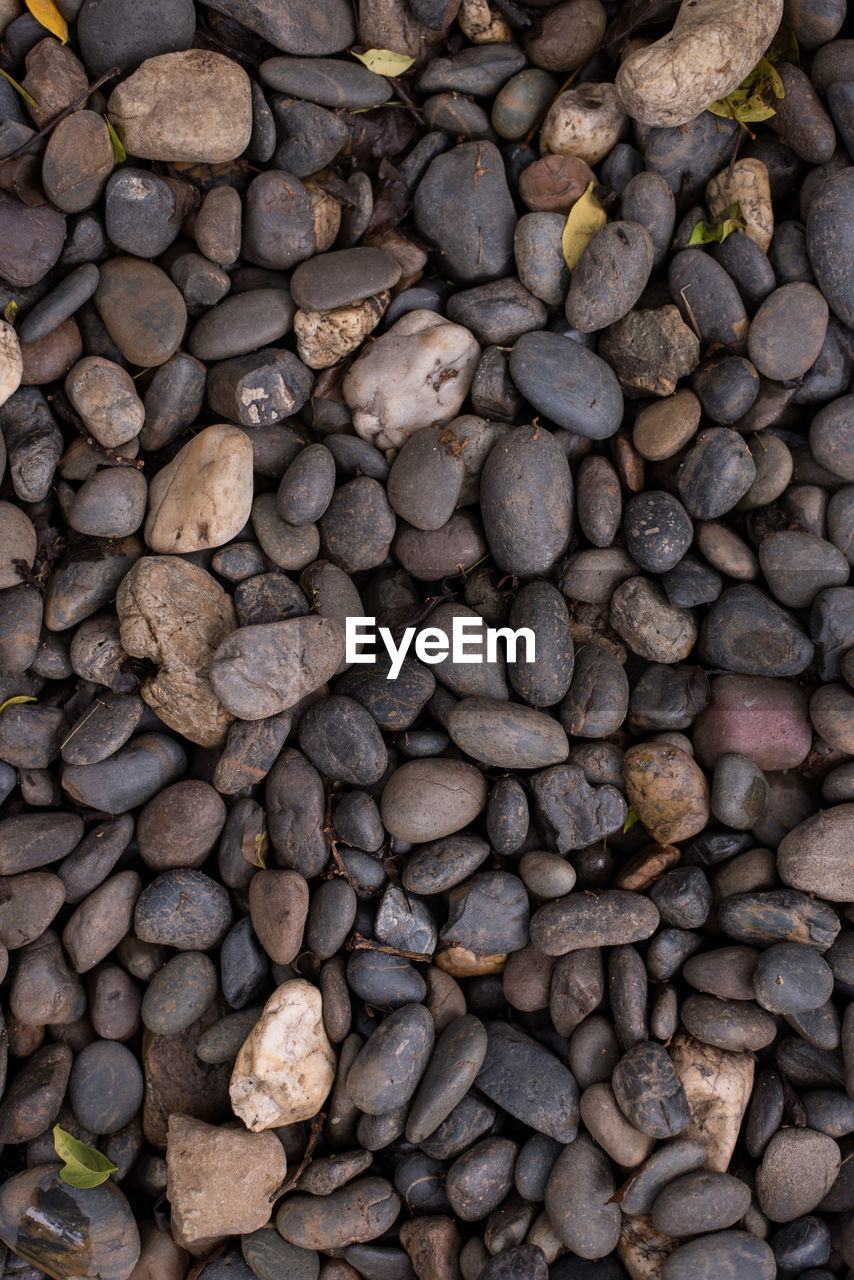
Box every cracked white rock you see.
[669,1032,754,1172]
[166,1114,287,1251]
[230,979,336,1131]
[144,423,254,554]
[295,293,389,370]
[0,320,22,409]
[342,310,481,450]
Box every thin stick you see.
[277,1113,326,1196]
[346,931,432,963]
[4,66,121,161]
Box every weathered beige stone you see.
[294,293,389,370]
[706,158,774,252]
[65,357,144,448]
[230,980,336,1131]
[117,555,236,748]
[145,424,254,554]
[540,84,628,165]
[669,1032,754,1173]
[0,320,22,409]
[166,1114,287,1250]
[343,310,480,450]
[618,1214,679,1280]
[107,51,252,162]
[127,1222,189,1280]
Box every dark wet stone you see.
[208,349,312,427]
[335,656,434,732]
[196,1007,263,1065]
[418,45,526,95]
[241,1228,319,1280]
[668,250,749,350]
[205,0,356,55]
[134,869,232,951]
[475,1020,579,1143]
[611,1042,691,1138]
[486,778,529,856]
[298,694,387,786]
[61,733,186,814]
[529,765,627,855]
[68,1039,143,1135]
[346,1004,434,1115]
[297,1149,373,1195]
[769,1215,830,1278]
[623,491,693,574]
[718,890,840,950]
[531,889,658,955]
[269,98,349,178]
[94,257,186,367]
[806,167,854,329]
[446,278,547,345]
[220,916,269,1010]
[508,331,623,438]
[753,943,834,1014]
[0,1165,140,1280]
[141,951,219,1034]
[0,192,66,288]
[275,1177,400,1250]
[649,869,712,929]
[0,1044,72,1144]
[289,246,401,311]
[545,1134,620,1259]
[661,1231,775,1280]
[680,995,776,1052]
[77,0,195,77]
[676,429,756,519]
[700,585,814,676]
[276,445,336,526]
[440,871,529,954]
[0,813,83,876]
[189,289,295,362]
[1,389,64,505]
[414,141,515,285]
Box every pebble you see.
[68,1039,144,1134]
[276,1178,400,1250]
[95,257,187,367]
[756,1129,841,1222]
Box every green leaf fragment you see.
[2,300,18,325]
[707,55,785,125]
[0,695,36,716]
[687,201,746,246]
[105,117,127,163]
[53,1126,117,1188]
[0,67,41,112]
[622,806,640,834]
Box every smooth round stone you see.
[769,1216,830,1277]
[0,501,37,588]
[95,257,186,367]
[381,758,487,843]
[677,428,756,519]
[806,168,854,330]
[531,890,659,955]
[259,55,391,108]
[545,1135,620,1258]
[475,1021,579,1143]
[68,1039,143,1134]
[446,278,548,345]
[0,191,66,289]
[565,221,654,333]
[105,168,186,258]
[661,1231,775,1280]
[651,1169,751,1236]
[445,1137,518,1223]
[298,695,387,786]
[508,331,623,438]
[141,951,218,1034]
[717,890,838,950]
[65,357,144,448]
[0,1043,72,1144]
[448,698,568,769]
[0,872,65,949]
[611,1042,691,1138]
[580,1082,655,1167]
[680,996,776,1052]
[0,813,82,877]
[519,851,576,899]
[759,530,848,609]
[289,247,400,311]
[241,1229,319,1280]
[277,444,336,526]
[493,69,559,139]
[0,1165,140,1280]
[406,1015,488,1144]
[414,141,515,285]
[622,491,692,573]
[693,674,812,771]
[68,468,148,538]
[514,213,570,306]
[711,753,768,830]
[756,1129,841,1221]
[779,805,854,902]
[61,692,143,770]
[387,428,464,532]
[700,585,814,677]
[402,835,491,896]
[189,290,294,361]
[346,1004,435,1115]
[649,868,712,929]
[620,1138,707,1216]
[18,264,100,346]
[77,0,195,77]
[753,943,834,1014]
[276,1178,400,1251]
[747,283,828,380]
[134,869,232,951]
[42,111,115,213]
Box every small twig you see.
[346,931,432,963]
[520,63,583,151]
[5,66,122,162]
[322,787,372,898]
[278,1112,326,1196]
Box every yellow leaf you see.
[0,67,41,112]
[3,300,18,325]
[351,48,415,76]
[25,0,68,43]
[0,696,37,716]
[105,117,126,162]
[561,183,607,270]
